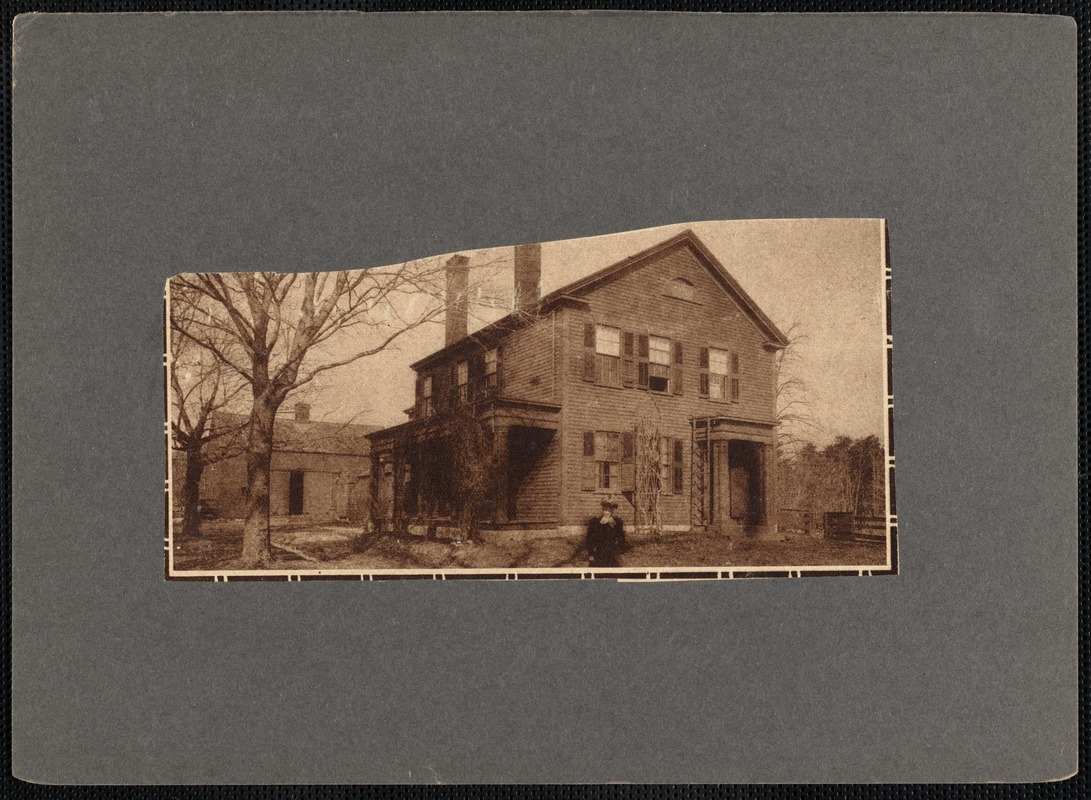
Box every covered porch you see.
[691,416,778,538]
[367,399,561,534]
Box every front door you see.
[728,440,763,528]
[710,439,765,531]
[288,470,305,515]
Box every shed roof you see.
[212,412,380,457]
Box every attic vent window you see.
[666,277,695,302]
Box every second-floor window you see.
[421,374,433,417]
[583,324,682,395]
[700,347,741,402]
[596,325,621,387]
[648,335,671,393]
[484,348,499,391]
[708,347,729,399]
[457,360,469,404]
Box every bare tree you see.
[168,286,247,538]
[168,260,464,567]
[447,407,503,541]
[774,321,820,464]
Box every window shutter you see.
[731,352,740,401]
[582,352,597,382]
[581,431,597,491]
[622,332,636,388]
[581,323,597,382]
[672,439,684,494]
[672,341,684,396]
[637,334,650,389]
[414,376,422,415]
[495,345,503,394]
[664,437,673,494]
[699,347,710,398]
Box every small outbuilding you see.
[192,404,379,521]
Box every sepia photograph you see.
[166,218,894,580]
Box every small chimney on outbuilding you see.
[294,403,311,423]
[445,253,471,346]
[513,243,541,314]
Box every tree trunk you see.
[240,394,278,567]
[181,445,205,538]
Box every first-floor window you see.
[656,437,685,494]
[583,429,635,492]
[596,431,621,489]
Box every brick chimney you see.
[294,403,311,423]
[445,254,470,346]
[513,243,541,314]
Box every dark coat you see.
[586,514,626,567]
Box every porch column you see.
[763,441,778,534]
[494,425,510,523]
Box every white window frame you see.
[648,335,671,393]
[421,374,433,416]
[456,360,469,404]
[595,324,622,387]
[708,347,729,400]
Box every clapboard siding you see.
[500,311,558,403]
[512,433,560,520]
[413,312,558,407]
[373,234,781,533]
[199,450,371,519]
[557,241,778,526]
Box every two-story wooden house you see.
[365,229,789,538]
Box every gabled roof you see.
[211,412,380,456]
[544,229,790,347]
[411,229,788,372]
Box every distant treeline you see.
[779,435,885,520]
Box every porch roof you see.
[366,397,562,445]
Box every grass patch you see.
[171,519,887,573]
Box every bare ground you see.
[170,517,887,572]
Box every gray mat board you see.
[12,11,1078,784]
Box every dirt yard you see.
[170,517,887,573]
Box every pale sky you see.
[288,219,886,445]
